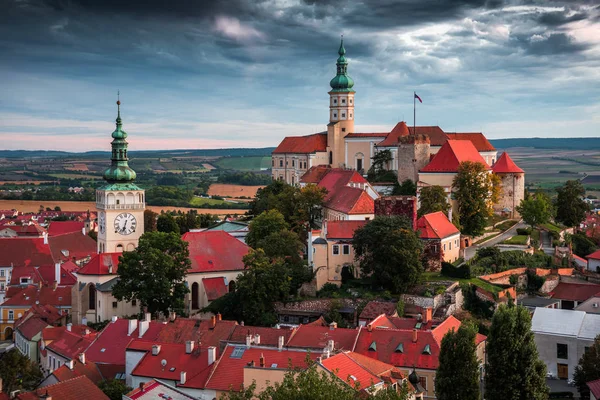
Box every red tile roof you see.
[51,360,103,384]
[377,122,411,147]
[17,304,63,326]
[0,223,46,237]
[491,152,524,174]
[321,352,383,390]
[359,301,399,321]
[326,220,367,239]
[272,132,327,154]
[16,317,50,340]
[0,238,54,267]
[287,325,359,351]
[127,380,197,400]
[2,285,72,308]
[353,328,440,370]
[205,346,318,392]
[46,329,96,360]
[77,253,121,275]
[387,317,434,331]
[587,250,600,260]
[228,325,294,347]
[48,221,85,237]
[16,376,108,400]
[446,132,496,152]
[431,315,462,346]
[48,231,97,262]
[421,140,490,173]
[131,341,214,389]
[587,378,600,399]
[550,282,600,303]
[345,133,389,138]
[154,318,237,348]
[10,265,77,286]
[416,211,460,240]
[202,277,228,301]
[310,169,374,215]
[408,126,448,146]
[182,231,249,273]
[301,165,332,184]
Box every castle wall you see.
[397,135,430,184]
[493,173,525,218]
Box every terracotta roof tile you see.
[272,132,327,154]
[77,253,121,275]
[321,352,383,390]
[182,231,249,273]
[587,249,600,260]
[48,231,97,263]
[51,360,104,384]
[205,346,318,392]
[326,220,367,239]
[127,380,197,400]
[446,132,496,152]
[345,133,389,138]
[359,302,399,321]
[154,318,237,348]
[16,317,50,341]
[0,238,54,267]
[2,285,71,307]
[377,122,410,147]
[408,126,448,146]
[492,152,524,174]
[202,277,228,301]
[228,325,294,347]
[46,329,96,360]
[48,221,85,237]
[421,140,490,173]
[587,378,600,399]
[287,325,359,351]
[16,376,108,400]
[300,165,331,184]
[550,282,600,303]
[416,212,460,240]
[431,315,462,346]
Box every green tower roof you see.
[330,37,355,93]
[101,98,140,190]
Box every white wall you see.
[534,332,594,379]
[588,259,600,272]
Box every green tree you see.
[144,209,158,232]
[353,216,423,293]
[368,150,397,182]
[418,185,450,218]
[98,379,133,400]
[485,304,549,400]
[453,161,501,237]
[112,232,190,316]
[0,349,43,393]
[294,184,327,230]
[555,180,588,227]
[87,229,97,242]
[435,322,480,400]
[246,210,289,249]
[574,334,600,400]
[516,192,553,229]
[392,179,417,196]
[156,213,180,234]
[570,232,598,258]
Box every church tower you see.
[96,98,145,253]
[327,38,355,168]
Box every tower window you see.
[342,128,346,132]
[279,160,283,167]
[342,99,345,104]
[342,113,346,118]
[350,99,353,104]
[350,113,353,118]
[333,99,337,104]
[334,114,337,118]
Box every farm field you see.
[0,200,245,216]
[215,156,271,171]
[49,173,101,179]
[207,184,265,198]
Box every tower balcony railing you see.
[97,203,145,210]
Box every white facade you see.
[96,188,145,253]
[588,257,600,272]
[329,92,355,123]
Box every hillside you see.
[490,137,600,150]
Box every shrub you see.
[509,274,518,285]
[526,269,545,293]
[516,227,532,235]
[441,262,472,279]
[476,247,501,259]
[317,283,340,298]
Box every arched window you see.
[229,280,236,293]
[89,285,96,310]
[191,282,199,310]
[329,151,333,165]
[116,244,124,253]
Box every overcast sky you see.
[1,0,599,151]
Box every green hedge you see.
[516,227,532,235]
[441,262,472,279]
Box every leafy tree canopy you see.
[574,334,600,400]
[569,232,598,258]
[0,349,42,394]
[516,192,553,229]
[555,180,588,227]
[246,209,289,249]
[144,209,158,233]
[112,231,191,316]
[353,216,423,293]
[98,379,133,400]
[452,161,501,237]
[418,185,450,218]
[156,213,180,234]
[392,179,417,196]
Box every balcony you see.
[97,203,145,210]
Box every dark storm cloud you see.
[538,10,589,26]
[511,32,590,56]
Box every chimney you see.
[151,345,161,356]
[38,390,52,400]
[66,323,72,332]
[85,328,90,335]
[327,339,335,352]
[322,220,328,237]
[78,353,85,364]
[323,348,330,359]
[82,227,86,236]
[412,329,418,343]
[108,264,113,274]
[208,346,216,365]
[53,281,57,290]
[307,230,314,266]
[185,340,194,354]
[329,322,337,330]
[278,335,284,351]
[259,353,265,368]
[216,312,222,321]
[246,334,252,347]
[128,319,138,336]
[138,320,149,338]
[38,281,42,289]
[145,313,151,322]
[448,207,453,224]
[169,311,176,322]
[43,231,48,245]
[210,315,216,329]
[66,360,74,370]
[254,334,260,345]
[367,324,372,332]
[423,307,432,324]
[138,382,144,392]
[111,315,118,323]
[54,263,61,286]
[180,371,186,385]
[81,317,87,326]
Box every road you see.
[464,221,527,261]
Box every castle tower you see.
[397,133,431,184]
[96,98,145,253]
[327,37,355,168]
[492,152,525,219]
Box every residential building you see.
[531,307,600,380]
[202,220,249,243]
[13,304,64,363]
[575,293,600,314]
[416,211,461,266]
[182,231,249,312]
[40,324,96,376]
[95,99,145,253]
[358,301,399,326]
[125,380,197,400]
[286,323,359,352]
[14,375,109,400]
[39,357,104,388]
[518,296,560,313]
[491,152,525,218]
[588,378,600,400]
[587,249,600,272]
[550,282,600,309]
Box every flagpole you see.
[413,91,416,136]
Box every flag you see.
[414,93,422,103]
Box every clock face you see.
[98,212,105,234]
[114,213,137,235]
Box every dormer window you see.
[422,344,431,355]
[369,341,377,351]
[395,343,404,353]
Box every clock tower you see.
[96,98,145,253]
